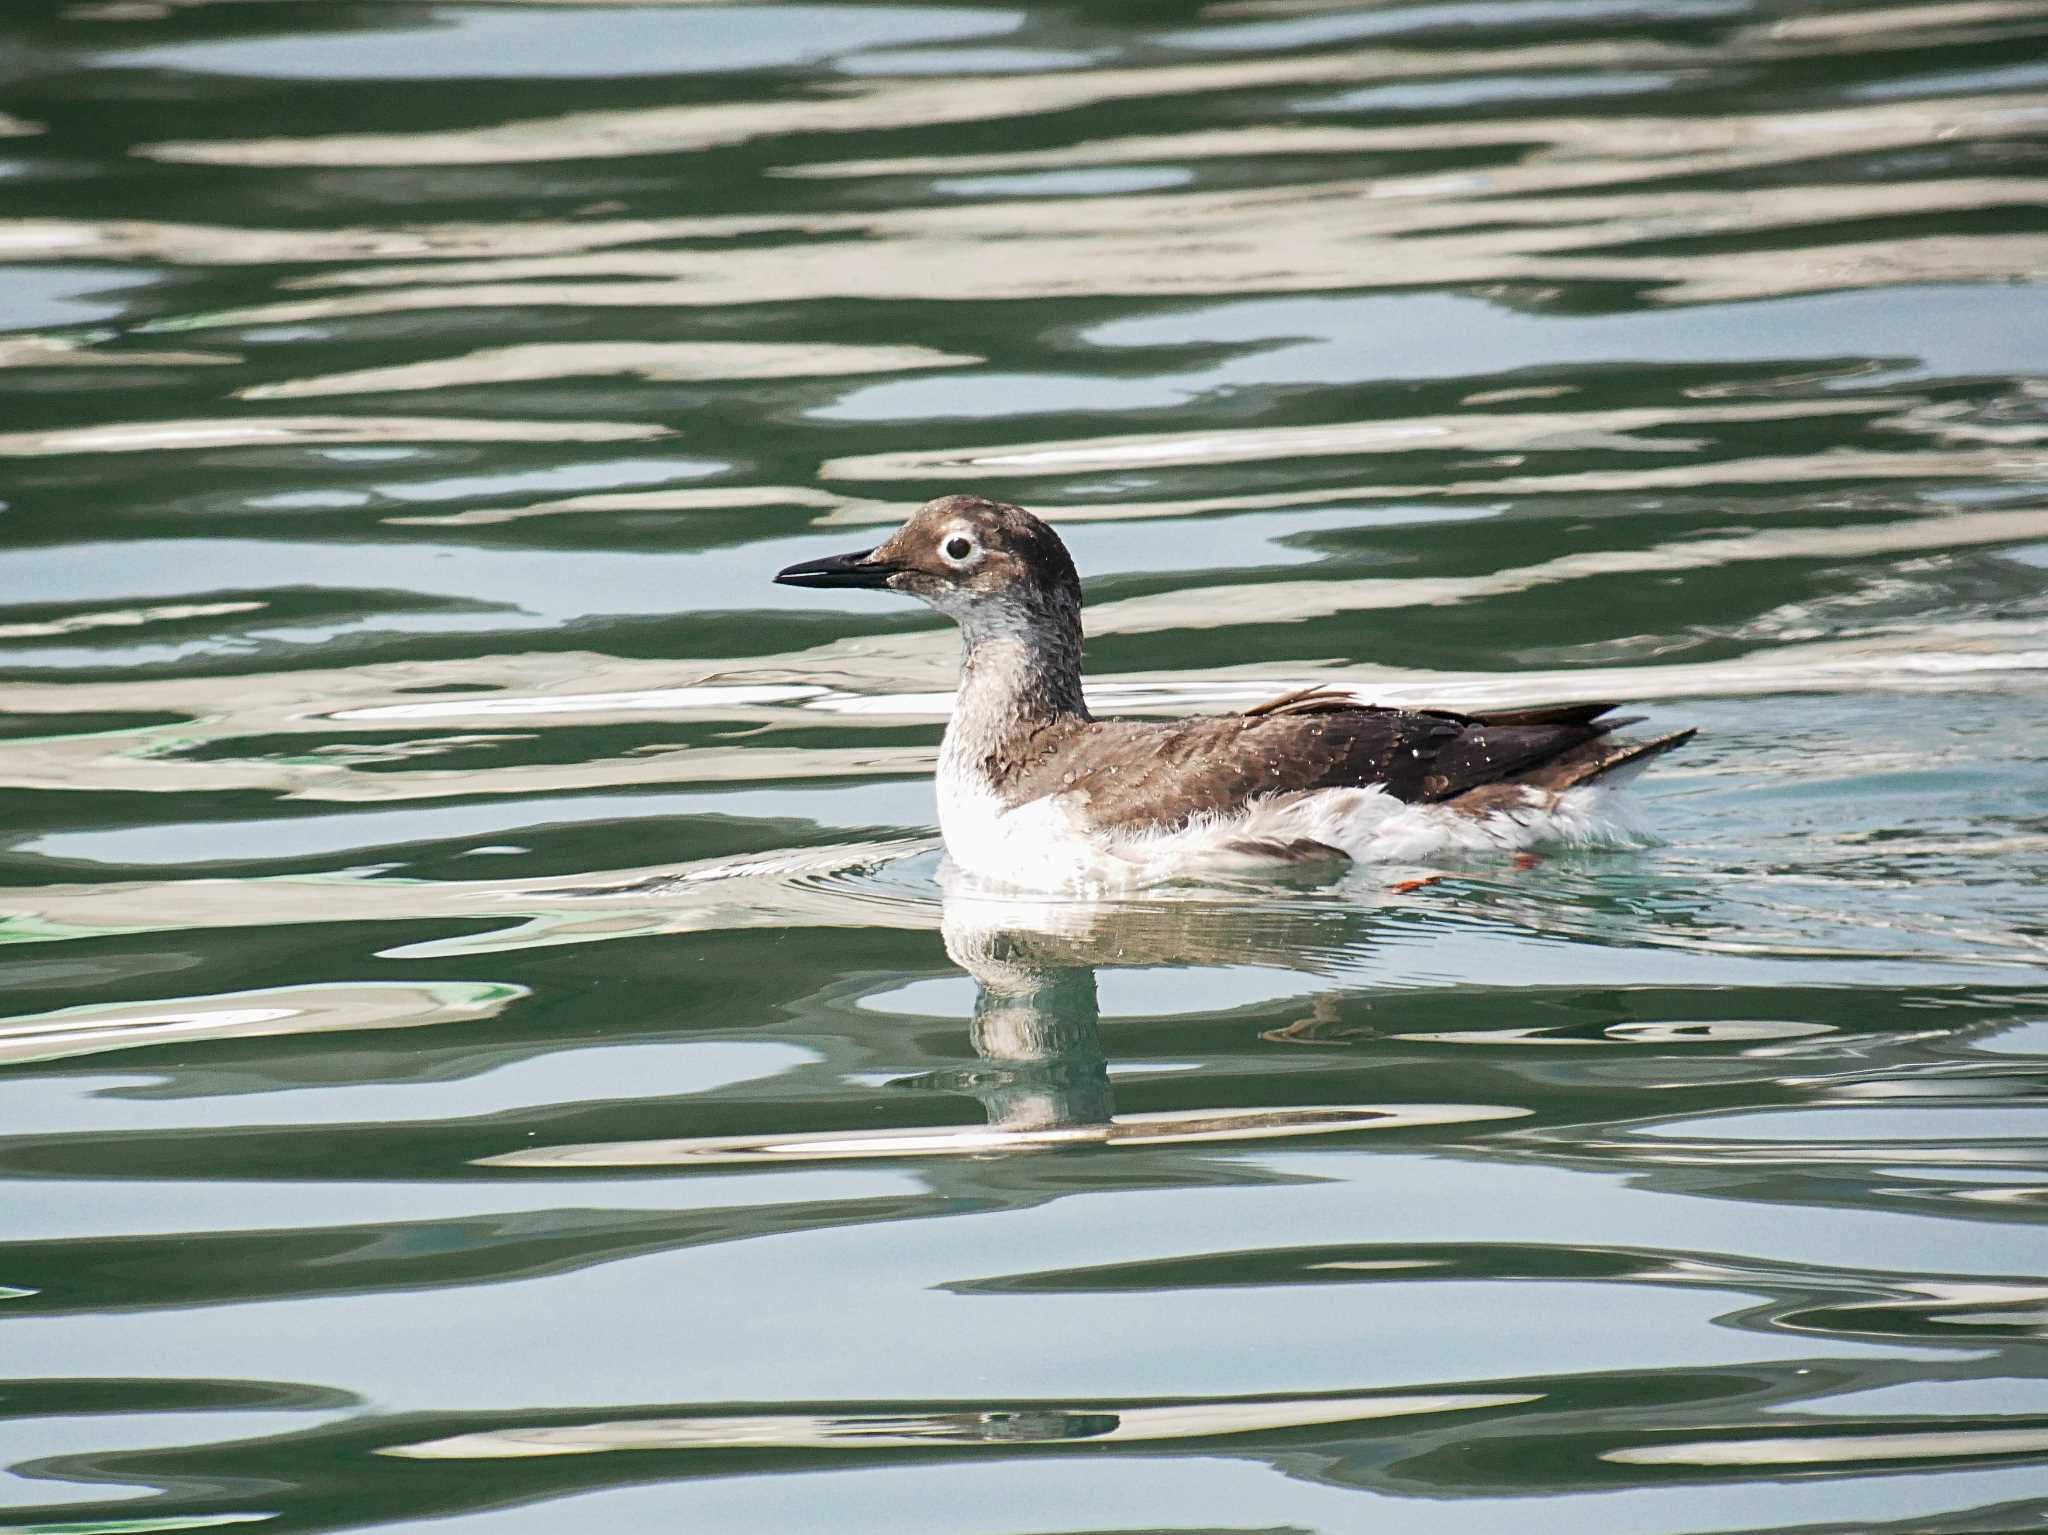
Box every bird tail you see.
[1530,727,1698,792]
[1467,701,1627,729]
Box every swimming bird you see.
[776,495,1693,890]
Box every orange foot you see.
[1390,874,1445,894]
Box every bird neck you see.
[960,596,1088,721]
[943,597,1090,786]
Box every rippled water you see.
[3,0,2047,1530]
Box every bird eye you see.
[943,535,976,564]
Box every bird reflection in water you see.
[919,891,1118,1135]
[481,874,1517,1170]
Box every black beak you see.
[773,547,902,590]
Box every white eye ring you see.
[941,533,978,566]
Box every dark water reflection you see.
[3,0,2048,1531]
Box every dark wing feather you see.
[1244,687,1628,730]
[1242,685,1360,718]
[1013,703,1644,833]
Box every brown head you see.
[775,495,1082,635]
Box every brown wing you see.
[1013,701,1638,834]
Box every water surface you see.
[2,1,2047,1531]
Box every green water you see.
[2,1,2047,1531]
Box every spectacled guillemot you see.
[776,495,1694,890]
